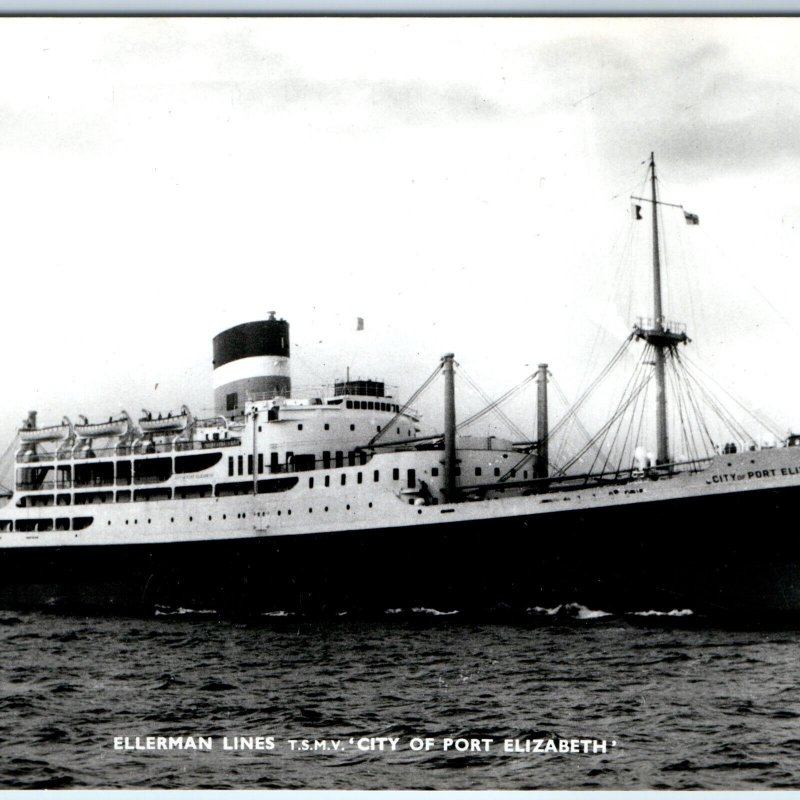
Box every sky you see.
[0,17,798,463]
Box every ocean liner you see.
[2,154,800,617]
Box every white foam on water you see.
[528,603,612,619]
[570,603,613,620]
[410,607,460,616]
[154,607,217,616]
[527,604,564,616]
[630,609,695,617]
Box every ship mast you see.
[649,153,669,465]
[633,152,689,467]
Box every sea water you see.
[1,607,799,789]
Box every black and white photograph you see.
[1,15,800,790]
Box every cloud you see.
[528,29,800,176]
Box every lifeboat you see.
[74,415,128,439]
[18,422,70,443]
[139,409,189,433]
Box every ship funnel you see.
[212,314,291,416]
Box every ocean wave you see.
[153,606,217,617]
[384,608,460,616]
[630,609,694,617]
[410,608,459,616]
[527,603,612,620]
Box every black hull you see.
[2,484,800,617]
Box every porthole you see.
[170,517,174,522]
[222,514,226,520]
[125,520,129,525]
[368,502,373,508]
[278,510,282,516]
[208,515,212,521]
[148,519,151,524]
[350,424,355,431]
[107,520,111,525]
[189,516,193,521]
[418,509,422,514]
[346,504,350,510]
[324,506,329,512]
[288,510,292,516]
[309,508,313,513]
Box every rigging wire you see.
[587,342,653,476]
[367,361,442,447]
[455,367,536,440]
[549,375,607,467]
[559,368,654,476]
[680,351,784,440]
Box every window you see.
[350,424,355,431]
[335,451,344,468]
[357,472,362,484]
[373,470,380,482]
[368,401,374,410]
[475,467,482,476]
[309,477,314,489]
[324,423,330,430]
[407,469,416,488]
[247,455,253,475]
[392,468,399,481]
[431,467,439,477]
[346,400,353,409]
[360,401,367,410]
[341,474,346,486]
[348,451,356,466]
[226,392,238,411]
[324,476,330,487]
[377,426,381,432]
[297,424,303,431]
[237,455,243,475]
[258,454,264,474]
[228,456,234,477]
[494,467,500,476]
[323,451,331,469]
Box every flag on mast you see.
[632,203,642,220]
[683,210,699,225]
[356,317,364,331]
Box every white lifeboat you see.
[139,409,189,434]
[74,415,128,439]
[19,422,70,443]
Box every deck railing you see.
[16,437,241,463]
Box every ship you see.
[2,153,800,618]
